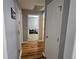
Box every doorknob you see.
[57,37,60,42]
[46,36,48,38]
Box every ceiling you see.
[18,0,45,11]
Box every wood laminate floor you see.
[21,41,46,59]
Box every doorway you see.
[27,15,40,41]
[21,0,45,59]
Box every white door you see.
[45,0,64,59]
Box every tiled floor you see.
[28,34,39,41]
[21,41,46,59]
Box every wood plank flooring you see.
[21,41,46,59]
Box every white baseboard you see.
[19,49,22,59]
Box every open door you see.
[45,0,64,59]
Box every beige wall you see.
[19,0,45,10]
[39,12,45,41]
[39,14,43,40]
[22,9,44,41]
[42,13,45,40]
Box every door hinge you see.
[58,6,62,12]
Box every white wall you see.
[3,21,8,59]
[3,0,19,59]
[63,0,76,59]
[15,2,23,49]
[72,40,76,59]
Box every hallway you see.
[3,0,76,59]
[21,41,46,59]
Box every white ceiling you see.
[18,0,45,10]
